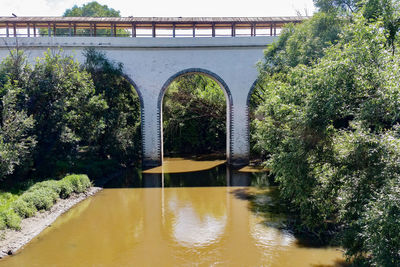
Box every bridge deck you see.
[0,16,308,38]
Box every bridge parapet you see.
[0,16,308,38]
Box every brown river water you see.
[0,158,346,266]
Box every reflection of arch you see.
[121,74,144,160]
[157,68,233,162]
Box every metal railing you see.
[0,17,304,38]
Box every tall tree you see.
[41,1,128,36]
[83,48,141,165]
[63,1,121,17]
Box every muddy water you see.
[0,158,346,266]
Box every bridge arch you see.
[158,68,233,163]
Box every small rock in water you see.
[7,250,13,255]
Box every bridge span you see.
[0,17,306,167]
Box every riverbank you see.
[0,187,102,258]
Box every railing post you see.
[212,23,215,37]
[131,23,136,37]
[192,23,195,37]
[152,23,156,37]
[270,23,273,36]
[253,23,256,36]
[33,23,36,37]
[231,23,236,37]
[13,23,16,37]
[172,23,176,37]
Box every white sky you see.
[0,0,316,17]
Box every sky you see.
[0,0,316,17]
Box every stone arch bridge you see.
[0,16,306,167]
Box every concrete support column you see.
[141,91,162,168]
[229,100,250,166]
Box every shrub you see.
[64,174,91,193]
[0,215,5,230]
[0,210,21,230]
[58,180,74,199]
[12,199,37,218]
[20,187,58,211]
[27,180,62,194]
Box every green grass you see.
[0,174,92,230]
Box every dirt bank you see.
[0,187,102,259]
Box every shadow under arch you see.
[121,73,145,160]
[157,68,233,163]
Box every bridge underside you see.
[0,36,277,167]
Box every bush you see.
[12,199,37,218]
[27,180,62,195]
[64,174,91,193]
[0,210,21,230]
[0,215,5,230]
[20,187,58,211]
[58,180,74,199]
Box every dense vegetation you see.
[0,174,91,230]
[163,74,226,155]
[251,0,400,265]
[0,49,141,185]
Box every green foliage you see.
[64,1,120,17]
[163,74,226,154]
[0,210,21,230]
[83,48,141,165]
[360,179,400,266]
[40,1,127,37]
[0,48,138,183]
[0,174,91,230]
[0,51,36,181]
[250,12,343,111]
[20,187,58,211]
[63,174,91,194]
[253,5,400,264]
[260,12,343,75]
[58,180,74,199]
[27,49,107,176]
[0,215,5,230]
[12,199,37,218]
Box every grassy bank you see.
[0,175,91,231]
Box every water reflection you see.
[104,158,270,188]
[0,158,346,267]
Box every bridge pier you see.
[229,90,251,167]
[141,84,163,168]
